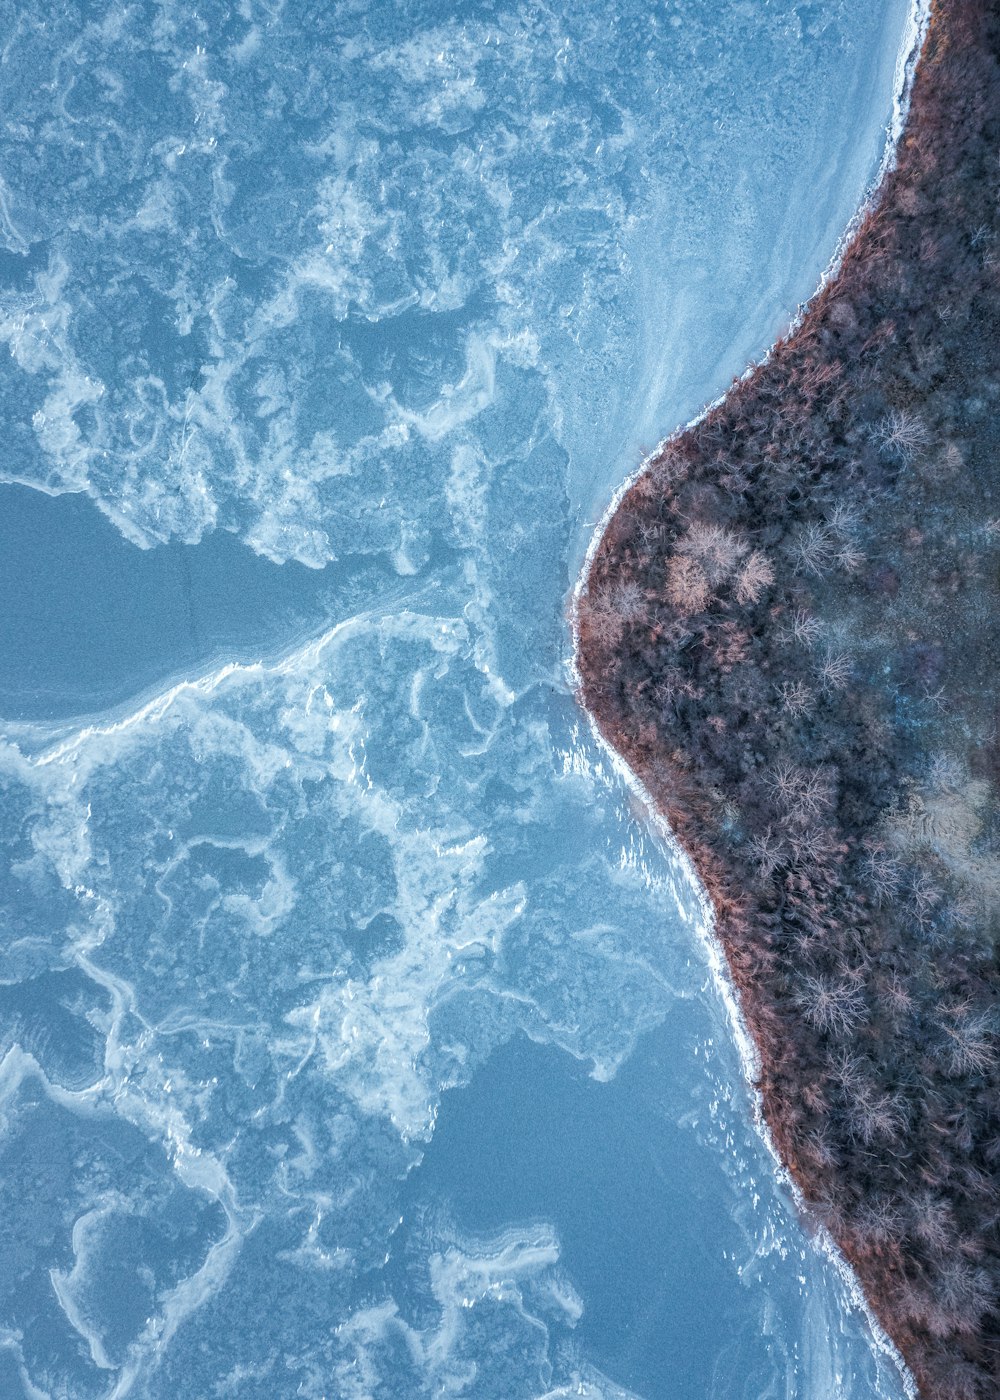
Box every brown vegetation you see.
[576,3,1000,1394]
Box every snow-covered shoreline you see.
[567,0,932,1390]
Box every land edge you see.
[565,1,936,1391]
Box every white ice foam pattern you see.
[0,0,922,1395]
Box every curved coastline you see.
[573,2,1000,1395]
[572,0,932,600]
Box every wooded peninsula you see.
[576,3,1000,1394]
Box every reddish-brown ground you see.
[576,3,1000,1395]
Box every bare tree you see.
[733,549,774,604]
[848,1088,907,1146]
[834,540,866,573]
[764,760,834,827]
[801,1127,839,1171]
[647,444,687,491]
[934,1260,993,1335]
[911,874,943,929]
[934,1003,997,1077]
[790,825,840,868]
[676,522,748,583]
[765,758,804,809]
[664,553,711,616]
[830,1048,870,1094]
[779,607,822,648]
[938,441,964,477]
[611,579,646,622]
[860,846,901,905]
[790,522,836,576]
[817,650,853,692]
[880,971,913,1020]
[747,826,784,880]
[854,1194,904,1243]
[871,407,930,464]
[929,753,964,793]
[798,974,867,1037]
[777,679,814,717]
[826,502,861,539]
[909,1191,955,1253]
[581,596,624,646]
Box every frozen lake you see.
[0,0,916,1395]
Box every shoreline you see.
[569,0,932,1385]
[573,2,1000,1394]
[569,702,917,1393]
[570,0,932,602]
[569,632,917,1395]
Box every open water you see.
[0,1,917,1395]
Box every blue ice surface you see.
[397,1016,796,1400]
[0,484,324,718]
[0,0,916,1396]
[0,483,418,720]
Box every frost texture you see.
[0,0,916,1395]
